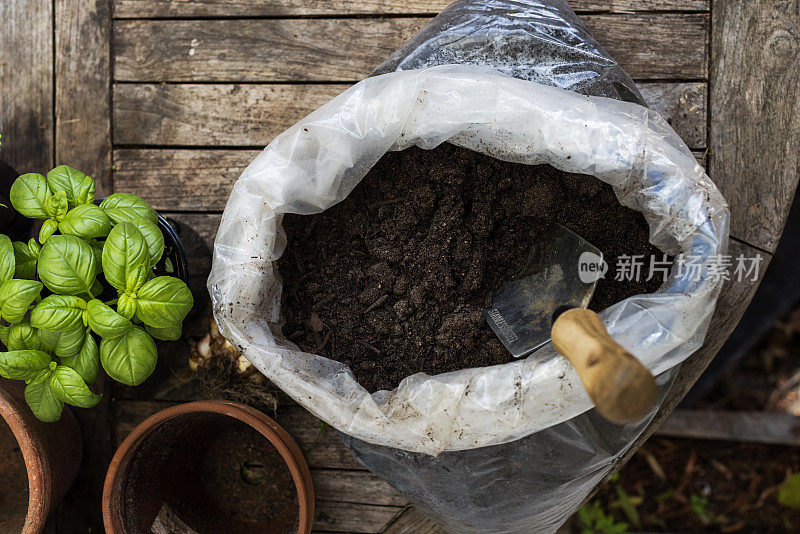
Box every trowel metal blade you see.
[484,223,603,358]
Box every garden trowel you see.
[484,223,657,424]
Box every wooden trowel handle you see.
[551,308,657,424]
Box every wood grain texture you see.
[114,149,258,208]
[313,469,407,506]
[113,19,427,82]
[56,0,112,195]
[113,0,710,18]
[383,507,445,534]
[592,240,771,496]
[113,15,708,82]
[710,0,800,253]
[113,84,347,146]
[314,501,405,533]
[112,81,705,150]
[0,0,53,172]
[655,410,800,446]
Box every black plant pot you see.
[0,162,32,242]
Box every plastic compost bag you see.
[209,1,729,532]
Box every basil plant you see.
[0,166,193,421]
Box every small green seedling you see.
[0,165,193,421]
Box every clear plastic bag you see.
[209,1,729,532]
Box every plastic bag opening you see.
[209,65,729,456]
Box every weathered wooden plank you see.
[113,15,708,82]
[655,410,800,447]
[113,19,426,82]
[113,84,347,146]
[115,399,365,470]
[115,149,257,209]
[55,0,113,196]
[639,82,706,149]
[709,0,800,253]
[383,507,445,534]
[112,81,705,149]
[313,469,407,506]
[0,0,53,172]
[591,240,771,494]
[314,501,404,534]
[114,0,709,18]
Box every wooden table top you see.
[1,1,798,532]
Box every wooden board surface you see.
[656,410,800,446]
[709,0,800,253]
[55,0,113,195]
[113,15,708,82]
[113,0,710,18]
[0,0,53,172]
[111,81,705,155]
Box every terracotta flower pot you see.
[0,379,82,534]
[103,400,314,534]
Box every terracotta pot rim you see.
[102,399,314,534]
[0,384,51,533]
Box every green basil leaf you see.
[25,370,63,422]
[54,326,88,358]
[0,350,52,380]
[38,235,97,296]
[10,173,51,219]
[46,165,96,208]
[61,332,99,384]
[58,204,112,239]
[39,218,59,244]
[12,239,39,279]
[100,325,157,386]
[146,322,183,341]
[99,193,157,225]
[5,320,43,351]
[44,190,69,222]
[35,329,61,354]
[86,299,132,339]
[135,277,193,328]
[130,217,165,266]
[102,222,150,292]
[87,239,104,272]
[0,235,14,285]
[31,295,87,332]
[118,293,136,320]
[0,279,44,324]
[48,365,101,408]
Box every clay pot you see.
[0,379,83,533]
[103,400,314,534]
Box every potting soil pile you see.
[209,1,730,532]
[280,144,664,392]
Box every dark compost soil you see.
[123,413,298,534]
[279,144,666,392]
